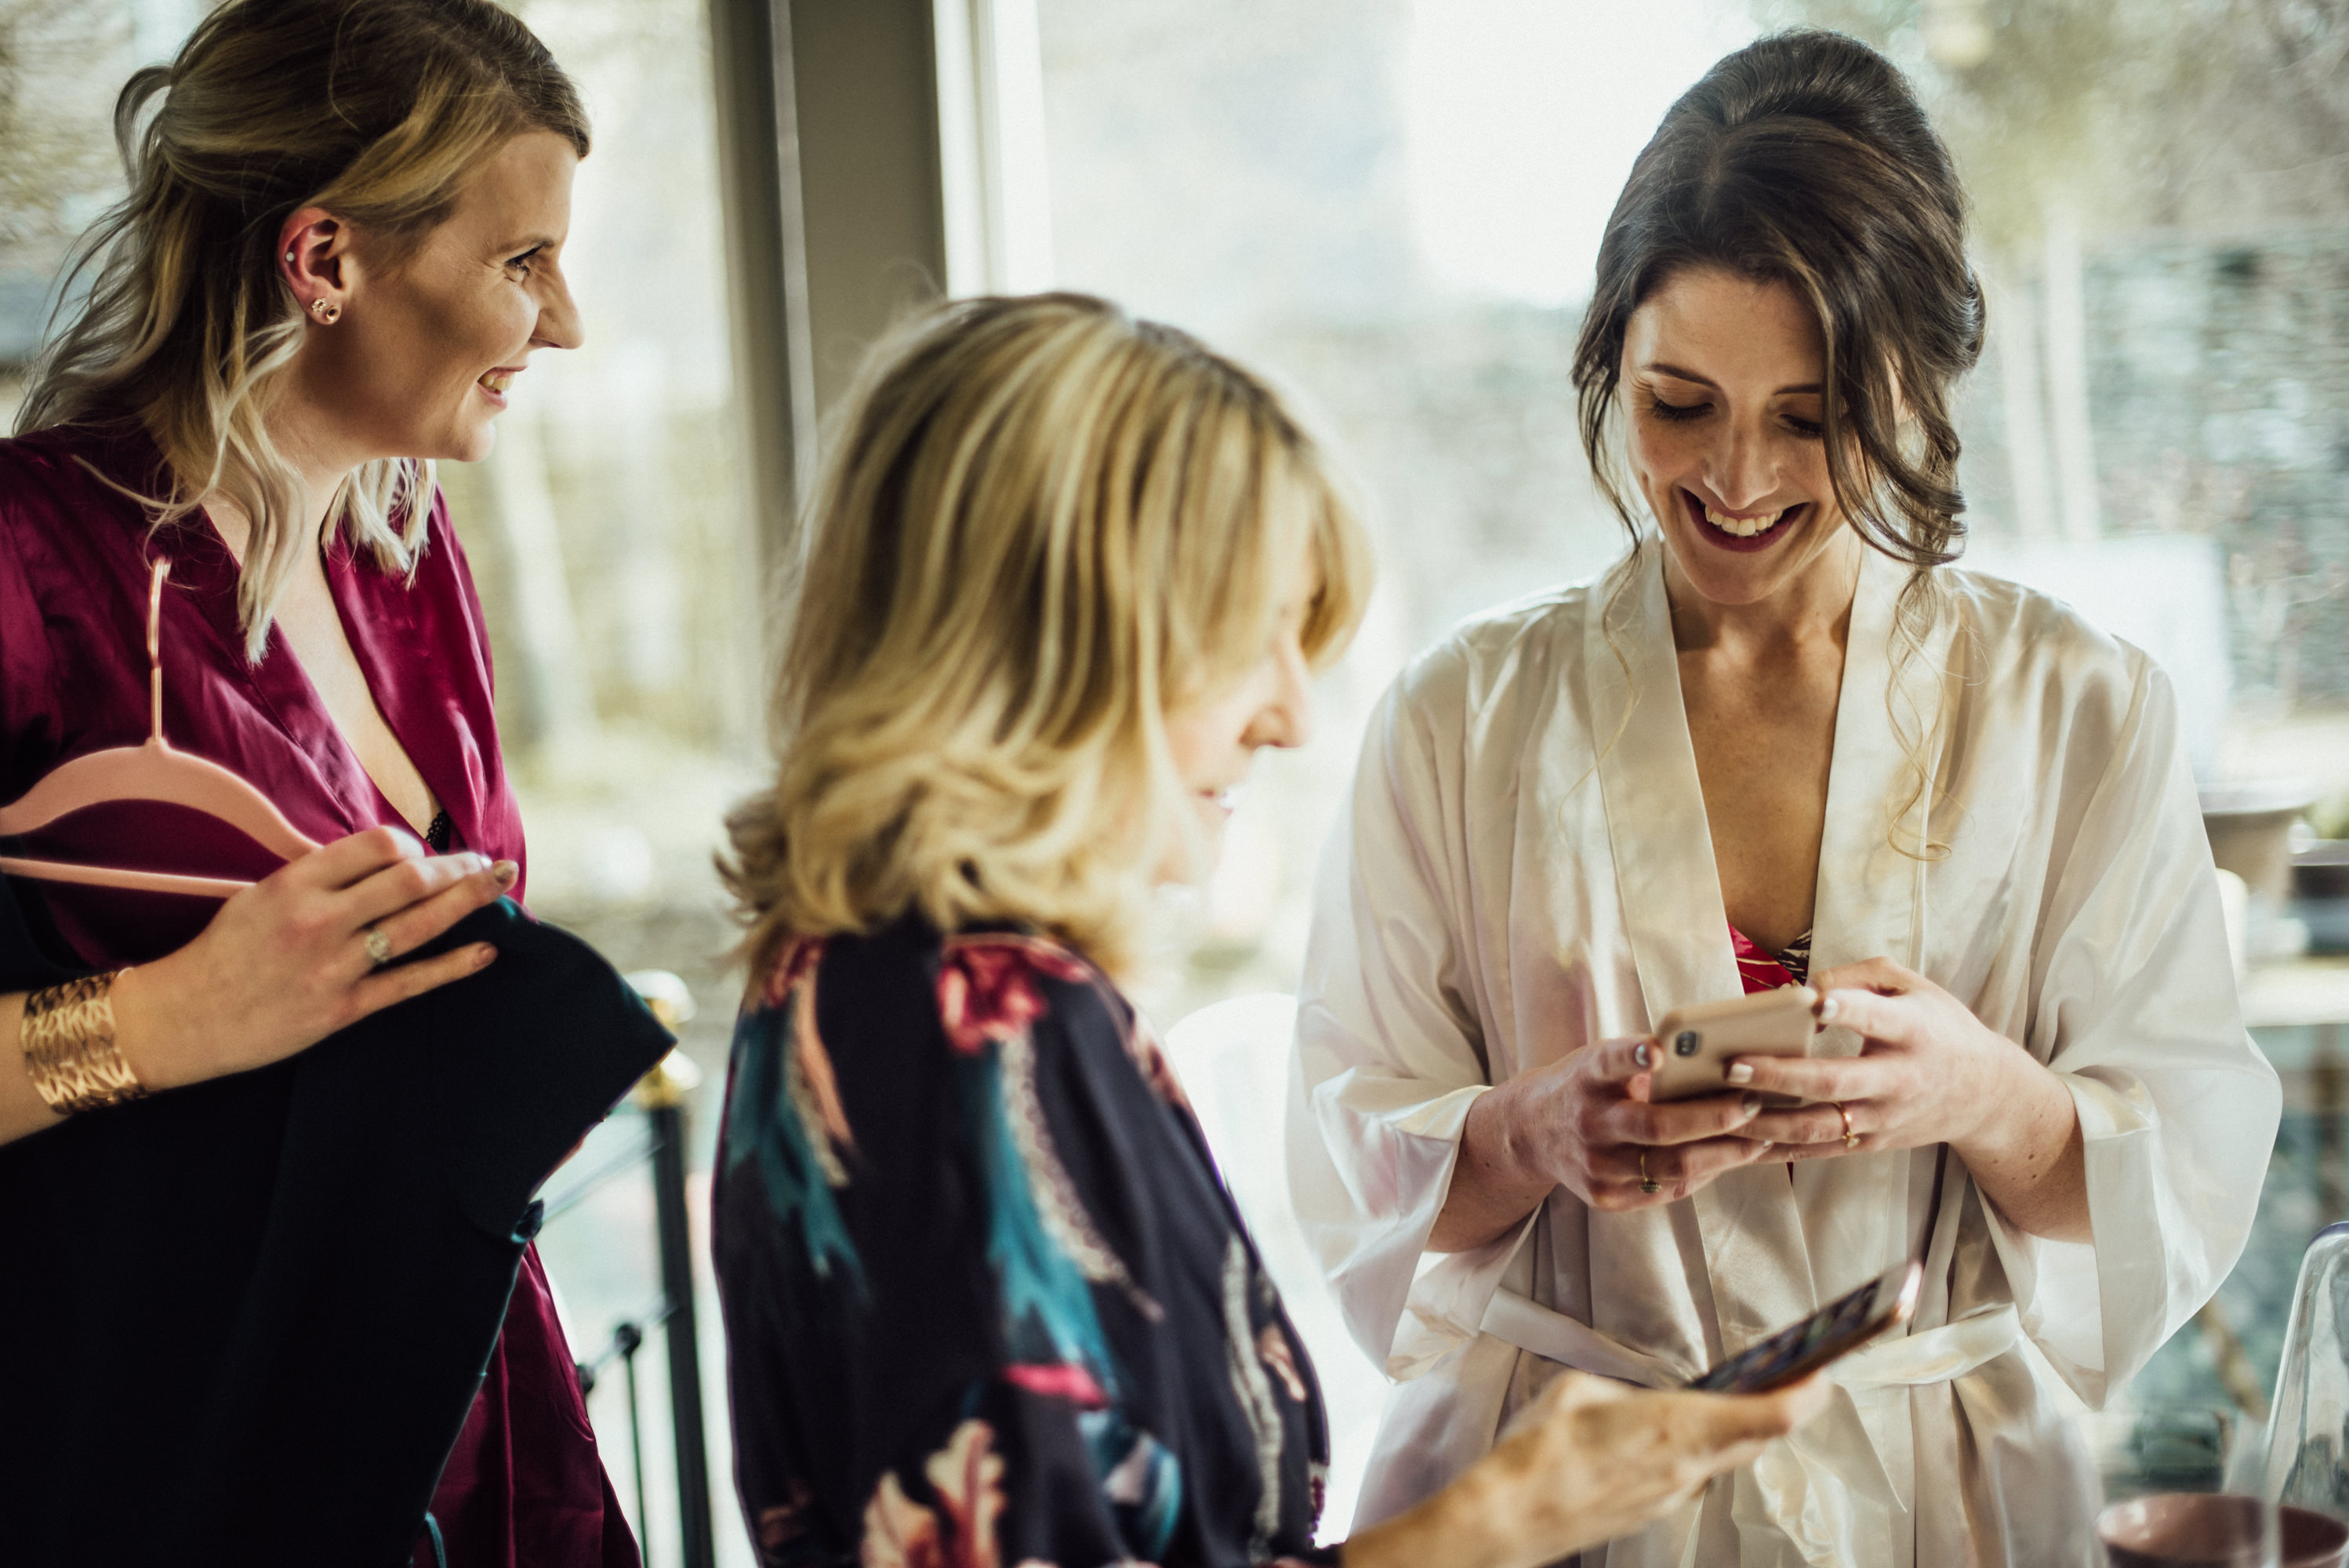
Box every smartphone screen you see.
[1686,1261,1922,1393]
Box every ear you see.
[278,207,354,325]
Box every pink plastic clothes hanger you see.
[0,557,322,898]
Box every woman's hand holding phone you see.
[1433,1033,1786,1249]
[1728,956,2091,1242]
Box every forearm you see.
[0,992,66,1145]
[0,965,198,1148]
[1429,1080,1553,1253]
[1341,1466,1511,1568]
[1955,1054,2089,1243]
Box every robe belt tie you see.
[1478,1287,2024,1554]
[1476,1286,2019,1393]
[1477,1286,1692,1388]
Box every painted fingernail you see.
[472,943,498,968]
[492,861,519,887]
[1741,1094,1763,1118]
[1634,1042,1652,1068]
[1726,1062,1754,1085]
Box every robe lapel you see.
[1588,549,1741,1022]
[326,541,473,844]
[1586,545,1817,1351]
[1795,548,1957,1295]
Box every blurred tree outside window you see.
[0,1,132,392]
[1770,0,2349,762]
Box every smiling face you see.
[285,130,583,467]
[1621,267,1858,608]
[1157,562,1316,885]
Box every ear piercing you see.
[289,249,342,324]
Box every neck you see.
[272,406,359,553]
[176,397,360,565]
[1662,528,1865,662]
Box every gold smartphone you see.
[1646,986,1818,1105]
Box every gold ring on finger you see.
[1639,1149,1661,1196]
[364,927,394,967]
[1835,1100,1859,1150]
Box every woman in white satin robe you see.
[1289,34,2281,1568]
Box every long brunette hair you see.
[1572,30,1984,572]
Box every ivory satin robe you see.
[1289,543,2281,1566]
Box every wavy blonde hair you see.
[16,0,588,660]
[724,293,1372,977]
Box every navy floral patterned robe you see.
[712,917,1338,1568]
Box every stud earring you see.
[283,250,294,264]
[309,299,342,325]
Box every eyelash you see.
[505,248,543,278]
[1644,394,1825,441]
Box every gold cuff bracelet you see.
[22,971,145,1116]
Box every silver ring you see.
[364,927,394,967]
[1835,1101,1860,1150]
[1639,1149,1661,1196]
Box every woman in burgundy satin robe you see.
[0,2,639,1562]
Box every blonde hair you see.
[724,293,1372,977]
[16,0,589,660]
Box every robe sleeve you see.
[1994,649,2281,1404]
[1289,654,1498,1377]
[716,935,1338,1567]
[0,451,65,795]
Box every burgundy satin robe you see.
[0,418,638,1568]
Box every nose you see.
[1704,420,1781,513]
[1246,635,1316,753]
[532,263,585,353]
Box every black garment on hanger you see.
[0,880,673,1567]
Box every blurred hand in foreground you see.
[1344,1370,1830,1568]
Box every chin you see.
[1156,810,1229,887]
[442,423,499,465]
[1668,542,1795,605]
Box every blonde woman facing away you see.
[711,293,1826,1568]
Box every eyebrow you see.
[495,235,558,255]
[1641,361,1822,397]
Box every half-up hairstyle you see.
[722,293,1371,978]
[17,0,589,660]
[1572,29,1984,571]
